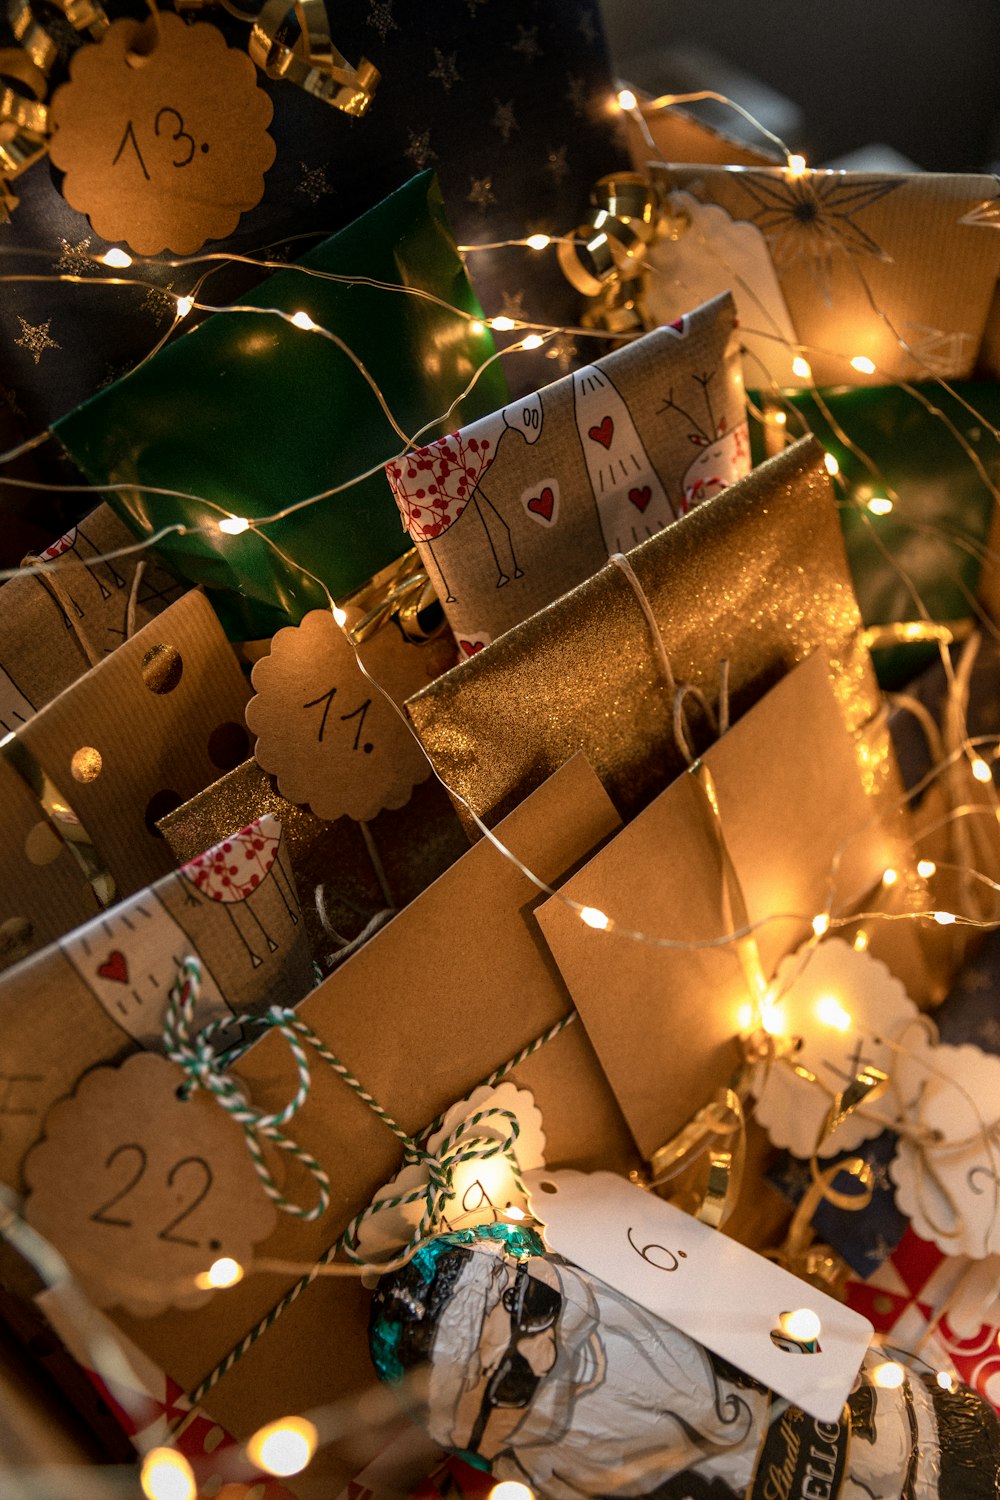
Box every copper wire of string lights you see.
[1,84,1000,1492]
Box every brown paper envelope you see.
[385,295,749,653]
[623,95,780,172]
[652,165,1000,385]
[85,756,638,1486]
[0,504,184,735]
[0,815,311,1193]
[158,759,471,966]
[5,589,252,913]
[406,437,889,832]
[534,652,903,1162]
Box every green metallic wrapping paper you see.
[749,382,1000,691]
[52,172,509,641]
[406,437,891,831]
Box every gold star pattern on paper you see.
[578,9,598,44]
[903,321,974,377]
[99,360,137,389]
[545,144,570,184]
[545,334,578,374]
[500,289,527,321]
[429,49,461,93]
[366,0,398,42]
[297,161,333,206]
[0,385,24,417]
[53,236,97,276]
[405,129,437,170]
[467,176,497,211]
[141,281,177,327]
[493,99,518,143]
[512,24,541,62]
[565,75,587,118]
[14,317,60,364]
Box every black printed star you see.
[512,24,541,63]
[429,48,461,92]
[405,129,437,170]
[734,171,902,301]
[367,0,398,41]
[493,99,518,143]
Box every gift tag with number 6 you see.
[24,1052,277,1317]
[527,1170,872,1422]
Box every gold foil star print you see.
[14,317,60,364]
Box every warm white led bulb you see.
[102,247,133,268]
[291,310,317,331]
[824,452,840,476]
[867,496,893,516]
[579,906,610,930]
[873,1360,906,1389]
[787,154,807,176]
[815,994,852,1033]
[972,758,992,784]
[779,1308,822,1344]
[247,1417,318,1478]
[882,868,898,887]
[195,1256,244,1289]
[140,1448,196,1500]
[526,233,551,251]
[933,911,957,926]
[176,296,194,318]
[332,605,348,627]
[616,89,638,112]
[851,355,877,374]
[218,516,250,536]
[489,316,517,332]
[917,859,936,879]
[490,1483,535,1500]
[811,913,830,937]
[792,355,812,379]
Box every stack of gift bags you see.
[5,11,1000,1500]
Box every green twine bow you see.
[163,957,529,1257]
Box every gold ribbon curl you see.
[0,47,49,213]
[248,0,378,116]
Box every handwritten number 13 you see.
[112,107,203,179]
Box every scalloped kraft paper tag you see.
[23,1052,278,1318]
[49,12,275,255]
[247,609,434,824]
[751,938,926,1159]
[527,1169,873,1423]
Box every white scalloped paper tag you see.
[526,1169,872,1422]
[890,1041,1000,1259]
[354,1082,546,1262]
[751,939,925,1159]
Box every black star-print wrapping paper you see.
[0,0,627,508]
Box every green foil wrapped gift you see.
[749,382,1000,690]
[53,173,508,640]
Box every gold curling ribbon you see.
[248,0,378,115]
[557,171,685,334]
[345,548,441,648]
[0,48,48,212]
[0,730,116,908]
[645,1081,748,1229]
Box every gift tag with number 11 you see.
[526,1170,873,1422]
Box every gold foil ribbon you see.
[557,171,686,333]
[0,47,48,207]
[248,0,379,115]
[0,729,116,907]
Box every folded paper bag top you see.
[405,436,888,830]
[385,291,748,654]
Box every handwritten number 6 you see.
[626,1225,685,1273]
[155,106,196,168]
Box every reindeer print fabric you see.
[386,292,747,656]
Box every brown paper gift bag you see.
[0,589,252,968]
[405,436,892,833]
[385,294,749,655]
[646,163,1000,386]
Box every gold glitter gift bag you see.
[405,436,890,830]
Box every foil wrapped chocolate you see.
[370,1225,1000,1500]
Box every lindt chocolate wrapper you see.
[370,1225,1000,1500]
[385,294,748,656]
[406,437,890,829]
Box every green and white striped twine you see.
[163,957,577,1412]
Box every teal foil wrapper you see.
[53,173,508,640]
[749,382,1000,690]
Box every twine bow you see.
[163,957,529,1260]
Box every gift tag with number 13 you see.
[50,10,275,255]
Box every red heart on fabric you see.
[587,416,614,449]
[628,486,652,512]
[459,640,485,657]
[97,950,129,984]
[527,486,555,522]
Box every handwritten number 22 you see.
[90,1143,215,1248]
[112,107,201,179]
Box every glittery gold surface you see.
[407,437,891,830]
[159,760,469,963]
